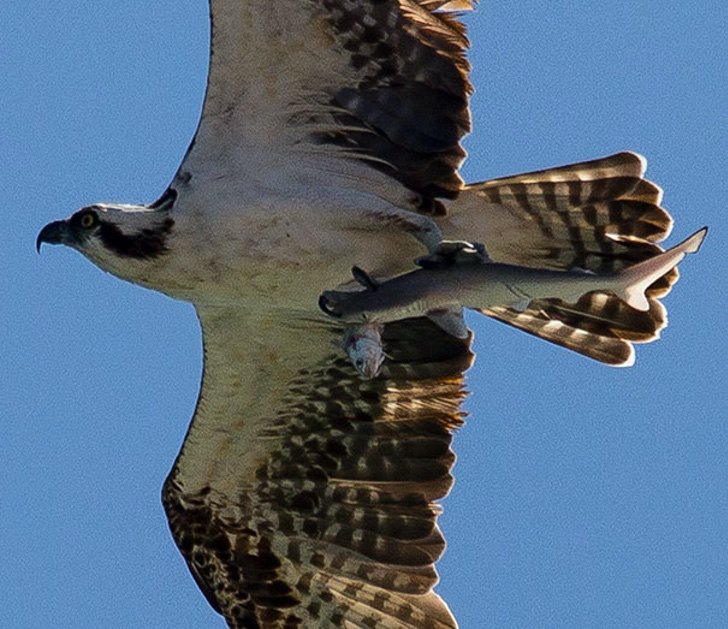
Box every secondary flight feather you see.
[37,1,704,627]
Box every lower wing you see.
[163,307,473,628]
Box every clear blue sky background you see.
[3,3,726,628]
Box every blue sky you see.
[3,2,727,628]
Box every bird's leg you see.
[355,207,444,252]
[398,219,487,263]
[321,211,487,357]
[355,207,484,263]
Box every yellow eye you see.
[79,212,97,229]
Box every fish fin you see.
[615,227,707,311]
[618,288,650,312]
[472,227,707,365]
[426,307,469,339]
[351,266,379,290]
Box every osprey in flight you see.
[38,2,704,627]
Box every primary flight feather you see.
[38,1,703,627]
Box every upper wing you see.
[163,307,473,628]
[173,0,475,202]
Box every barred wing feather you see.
[176,0,476,203]
[163,310,472,628]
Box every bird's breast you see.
[151,198,427,311]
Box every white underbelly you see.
[155,197,430,312]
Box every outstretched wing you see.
[163,308,473,627]
[173,0,475,204]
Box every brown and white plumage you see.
[37,1,701,627]
[176,0,473,205]
[443,151,678,365]
[158,6,480,624]
[163,313,472,628]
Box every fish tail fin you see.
[615,227,707,311]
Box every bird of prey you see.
[37,2,702,627]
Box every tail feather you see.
[445,152,702,365]
[483,304,637,366]
[444,151,674,273]
[629,178,664,204]
[482,291,670,366]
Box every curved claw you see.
[416,240,490,268]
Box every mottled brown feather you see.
[178,0,476,208]
[320,0,474,199]
[164,317,472,628]
[455,152,681,365]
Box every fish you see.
[320,227,707,339]
[341,323,386,379]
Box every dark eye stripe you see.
[97,217,174,259]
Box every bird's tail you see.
[442,152,696,365]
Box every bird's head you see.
[37,203,174,276]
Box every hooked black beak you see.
[36,220,70,253]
